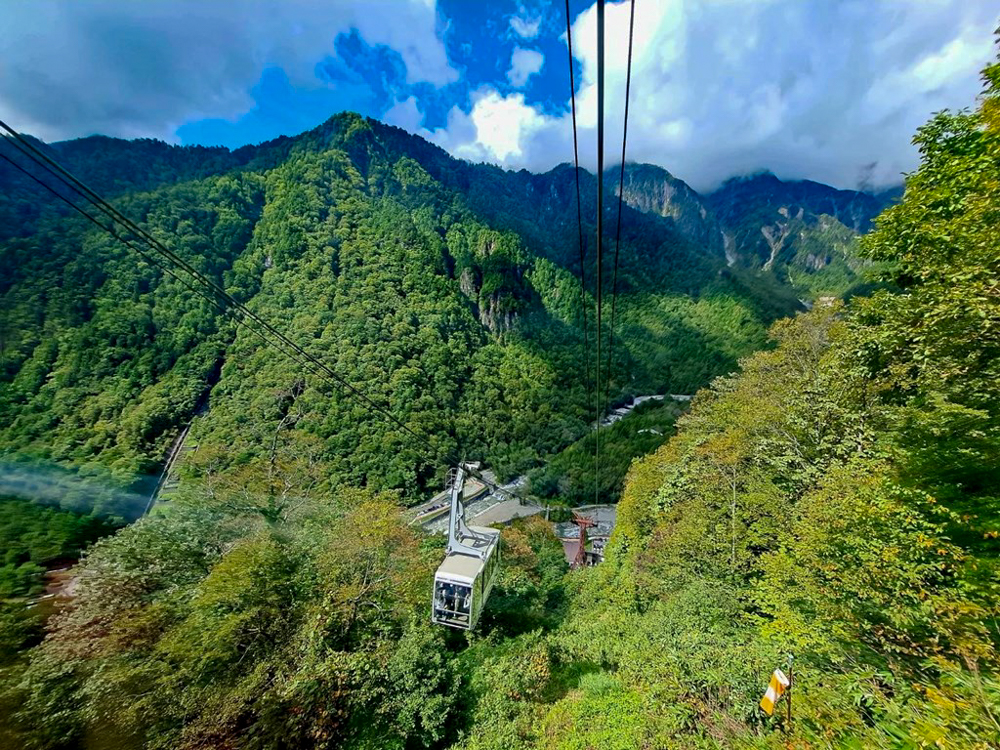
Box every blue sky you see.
[173,0,571,149]
[1,0,997,190]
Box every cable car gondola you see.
[431,464,500,630]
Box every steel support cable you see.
[594,0,605,505]
[0,150,218,304]
[0,145,379,440]
[0,127,524,504]
[0,135,358,405]
[604,0,636,415]
[0,121,425,442]
[565,0,592,421]
[0,146,374,501]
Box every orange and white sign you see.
[760,668,790,715]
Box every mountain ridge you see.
[0,112,806,506]
[6,112,899,299]
[0,111,899,507]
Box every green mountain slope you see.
[529,55,1000,749]
[0,115,803,509]
[707,171,893,296]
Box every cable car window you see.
[433,580,472,627]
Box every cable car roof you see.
[436,553,484,582]
[437,525,500,583]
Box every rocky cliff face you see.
[454,230,530,334]
[705,172,904,293]
[608,165,899,295]
[610,163,724,257]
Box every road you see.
[598,394,692,427]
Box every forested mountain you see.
[610,163,726,257]
[0,112,822,512]
[4,37,995,749]
[551,58,1000,744]
[707,172,897,295]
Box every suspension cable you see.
[0,121,425,443]
[594,0,605,505]
[0,126,523,504]
[0,142,415,450]
[605,0,636,415]
[0,151,217,303]
[565,0,593,438]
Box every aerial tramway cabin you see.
[431,464,501,630]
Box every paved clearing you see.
[420,474,532,533]
[470,497,544,526]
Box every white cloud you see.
[426,88,567,166]
[510,15,542,40]
[3,0,996,191]
[509,1,543,40]
[507,47,545,88]
[383,96,424,132]
[0,0,456,143]
[437,0,999,191]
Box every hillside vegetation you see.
[0,496,116,600]
[484,50,1000,748]
[0,114,817,512]
[2,33,995,750]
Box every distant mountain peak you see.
[719,169,780,185]
[607,162,723,256]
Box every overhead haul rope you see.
[0,124,523,505]
[0,146,367,422]
[0,123,426,445]
[594,0,606,505]
[604,0,636,415]
[0,151,214,304]
[565,0,593,444]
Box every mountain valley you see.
[2,49,999,748]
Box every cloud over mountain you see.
[430,0,997,191]
[1,0,996,190]
[0,0,453,143]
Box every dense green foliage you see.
[441,48,1000,748]
[0,456,569,749]
[0,496,116,599]
[0,171,263,491]
[1,114,800,511]
[0,496,116,700]
[528,399,685,505]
